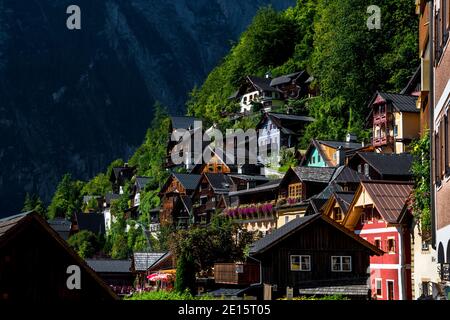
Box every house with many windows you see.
[431,0,450,298]
[341,181,414,300]
[256,112,314,169]
[191,173,234,225]
[367,92,420,154]
[159,173,201,229]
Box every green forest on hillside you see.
[187,0,418,144]
[33,0,419,260]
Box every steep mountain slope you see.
[0,0,294,215]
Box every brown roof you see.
[362,181,413,223]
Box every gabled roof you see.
[86,259,132,273]
[351,152,413,177]
[133,252,167,271]
[0,212,117,299]
[270,71,305,87]
[204,173,234,193]
[135,176,151,191]
[249,213,383,255]
[147,252,174,272]
[331,166,366,184]
[105,192,120,205]
[371,92,419,113]
[360,181,413,223]
[291,166,336,183]
[47,217,72,240]
[170,116,200,130]
[178,195,193,212]
[400,65,421,95]
[256,113,314,137]
[334,192,356,214]
[247,76,279,92]
[75,212,105,235]
[228,174,269,183]
[172,173,202,191]
[317,140,362,150]
[111,166,136,181]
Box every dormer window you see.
[357,164,362,174]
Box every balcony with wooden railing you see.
[372,135,394,147]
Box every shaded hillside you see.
[0,0,294,215]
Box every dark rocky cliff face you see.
[0,0,294,215]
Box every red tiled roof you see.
[362,181,413,223]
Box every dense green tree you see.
[174,252,196,294]
[22,193,47,218]
[47,173,84,220]
[67,230,98,258]
[81,173,111,197]
[169,215,254,275]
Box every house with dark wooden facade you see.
[249,213,383,300]
[191,173,234,225]
[159,173,201,228]
[0,212,117,301]
[269,71,311,101]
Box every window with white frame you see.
[387,238,396,253]
[331,256,352,272]
[290,255,311,271]
[375,279,382,297]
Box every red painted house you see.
[341,181,413,300]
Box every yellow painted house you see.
[368,92,420,154]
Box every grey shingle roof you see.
[248,76,279,92]
[228,179,282,196]
[268,113,315,122]
[377,92,419,113]
[298,284,369,296]
[173,173,202,191]
[133,252,167,271]
[171,116,200,130]
[86,259,132,273]
[356,152,413,176]
[292,166,336,183]
[105,193,120,205]
[136,176,151,191]
[47,217,72,240]
[331,166,366,184]
[318,140,362,150]
[334,192,356,214]
[250,214,320,254]
[0,212,30,238]
[75,212,105,235]
[270,71,304,87]
[205,173,234,193]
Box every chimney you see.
[346,133,357,143]
[335,146,345,166]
